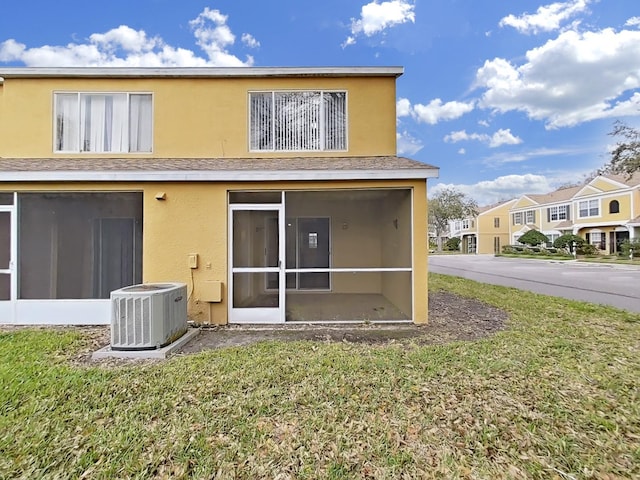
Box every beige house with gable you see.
[449,173,639,255]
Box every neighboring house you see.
[448,199,515,254]
[0,67,439,325]
[509,185,582,247]
[507,174,640,252]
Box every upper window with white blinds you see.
[249,91,347,152]
[54,93,153,153]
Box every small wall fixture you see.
[155,192,166,201]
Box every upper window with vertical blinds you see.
[249,91,347,152]
[54,92,153,153]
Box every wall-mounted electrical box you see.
[201,280,223,303]
[187,253,198,269]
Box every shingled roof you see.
[0,156,439,182]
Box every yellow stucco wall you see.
[1,179,429,324]
[476,202,513,254]
[0,76,397,158]
[573,193,632,225]
[512,197,537,209]
[589,178,620,192]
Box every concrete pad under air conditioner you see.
[92,328,200,360]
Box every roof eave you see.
[0,66,404,79]
[0,168,438,182]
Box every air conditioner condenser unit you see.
[110,283,188,350]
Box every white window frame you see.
[549,205,568,221]
[53,92,153,154]
[589,232,603,244]
[248,90,348,152]
[462,219,470,229]
[513,212,523,225]
[545,233,559,247]
[578,199,599,218]
[525,210,535,224]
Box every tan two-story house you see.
[0,67,438,325]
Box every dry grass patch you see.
[1,274,638,479]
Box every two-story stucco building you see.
[449,173,639,255]
[0,67,439,326]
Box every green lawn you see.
[1,274,639,479]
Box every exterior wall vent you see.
[110,283,187,350]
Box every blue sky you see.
[1,0,639,205]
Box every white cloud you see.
[457,148,466,155]
[0,8,254,67]
[481,146,593,167]
[430,174,555,205]
[397,130,423,156]
[444,128,522,147]
[396,97,412,117]
[241,33,260,49]
[625,17,640,27]
[411,98,475,124]
[499,0,590,35]
[344,0,415,47]
[475,27,640,128]
[489,128,522,147]
[444,130,487,143]
[478,119,490,127]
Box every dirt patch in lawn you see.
[179,291,507,354]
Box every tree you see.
[428,187,478,251]
[601,121,640,176]
[518,229,549,247]
[553,234,584,250]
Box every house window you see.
[578,199,599,218]
[462,219,470,229]
[249,91,347,151]
[54,93,153,153]
[545,233,559,247]
[513,212,523,225]
[609,200,620,214]
[588,232,606,250]
[548,205,569,221]
[525,210,535,224]
[494,217,500,228]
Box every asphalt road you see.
[429,255,640,313]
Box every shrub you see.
[554,234,585,250]
[445,237,461,251]
[577,243,598,256]
[518,229,549,247]
[620,239,640,258]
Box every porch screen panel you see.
[286,189,412,269]
[18,192,142,299]
[0,212,9,269]
[285,272,411,321]
[0,274,8,301]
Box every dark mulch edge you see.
[1,291,509,364]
